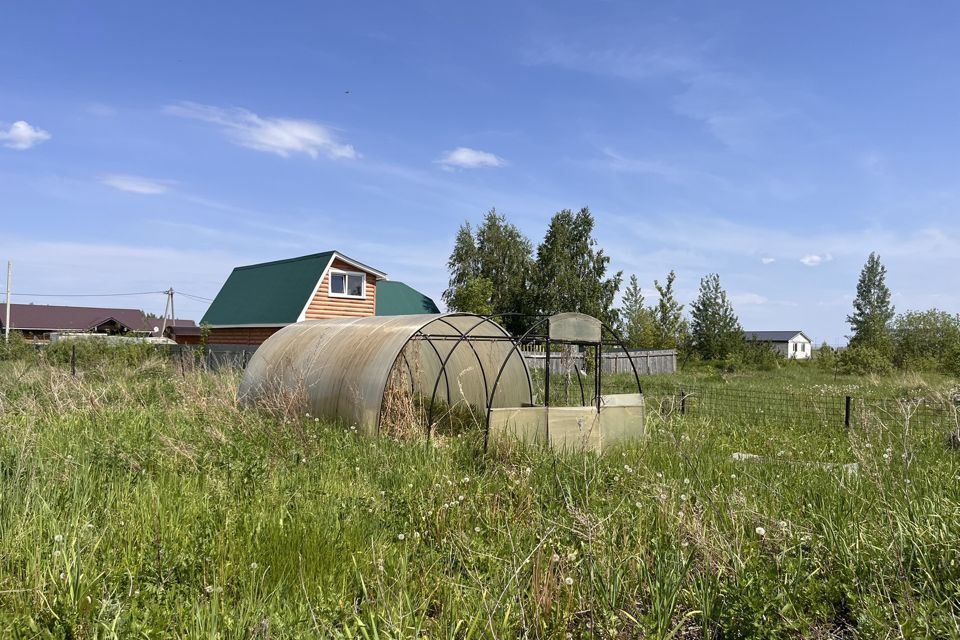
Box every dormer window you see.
[330,270,366,298]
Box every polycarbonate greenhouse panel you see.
[239,313,532,435]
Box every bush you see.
[0,331,36,361]
[837,345,893,376]
[44,338,160,369]
[814,342,837,372]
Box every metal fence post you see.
[844,396,852,428]
[71,344,76,377]
[680,388,686,415]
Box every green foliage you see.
[814,342,837,372]
[847,252,895,356]
[533,207,621,326]
[446,276,494,316]
[652,270,689,350]
[443,210,534,331]
[690,273,742,360]
[44,338,158,369]
[0,331,35,361]
[736,338,785,371]
[838,344,894,376]
[892,309,960,375]
[618,275,656,348]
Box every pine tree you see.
[619,275,654,348]
[690,273,742,359]
[533,207,622,326]
[847,252,895,354]
[652,270,688,349]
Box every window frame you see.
[328,269,367,299]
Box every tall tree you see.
[533,207,622,325]
[690,273,742,359]
[618,275,655,348]
[443,222,480,308]
[652,270,688,350]
[443,209,534,331]
[847,252,895,354]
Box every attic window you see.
[330,270,366,298]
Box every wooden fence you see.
[520,347,677,375]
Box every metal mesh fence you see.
[647,385,959,432]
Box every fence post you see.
[680,388,686,415]
[844,396,852,428]
[71,344,76,377]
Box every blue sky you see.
[2,1,959,344]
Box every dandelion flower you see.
[564,577,574,586]
[683,478,690,485]
[205,585,214,594]
[250,562,259,570]
[755,526,766,536]
[54,534,64,543]
[397,533,406,541]
[680,493,688,501]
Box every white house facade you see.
[745,331,813,360]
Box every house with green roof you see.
[202,251,439,345]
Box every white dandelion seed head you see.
[564,577,574,586]
[250,562,259,570]
[205,585,214,594]
[755,526,766,536]
[397,533,406,541]
[54,534,64,543]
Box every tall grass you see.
[0,353,958,637]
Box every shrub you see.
[44,338,159,369]
[0,331,36,361]
[814,342,837,372]
[837,344,893,375]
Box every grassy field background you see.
[0,351,958,638]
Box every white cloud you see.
[0,120,51,150]
[800,253,833,267]
[436,147,505,170]
[165,102,357,160]
[760,257,776,264]
[731,292,768,306]
[101,174,174,195]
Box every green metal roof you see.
[375,281,440,316]
[201,251,334,325]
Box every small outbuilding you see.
[745,331,812,360]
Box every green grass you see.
[0,354,958,638]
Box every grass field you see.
[1,353,958,638]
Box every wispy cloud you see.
[799,253,833,267]
[165,102,358,160]
[525,43,700,81]
[760,257,776,265]
[731,292,767,306]
[436,147,505,170]
[101,174,175,195]
[0,120,51,150]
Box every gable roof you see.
[744,330,810,343]
[375,281,440,316]
[201,251,335,326]
[1,303,150,332]
[201,250,392,326]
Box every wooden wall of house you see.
[304,258,378,319]
[207,327,281,346]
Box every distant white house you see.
[745,331,812,360]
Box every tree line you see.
[444,209,960,375]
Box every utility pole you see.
[4,261,10,344]
[159,288,174,337]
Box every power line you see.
[177,291,214,302]
[0,290,167,298]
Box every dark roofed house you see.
[745,330,812,360]
[202,251,439,346]
[1,303,151,340]
[0,303,198,343]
